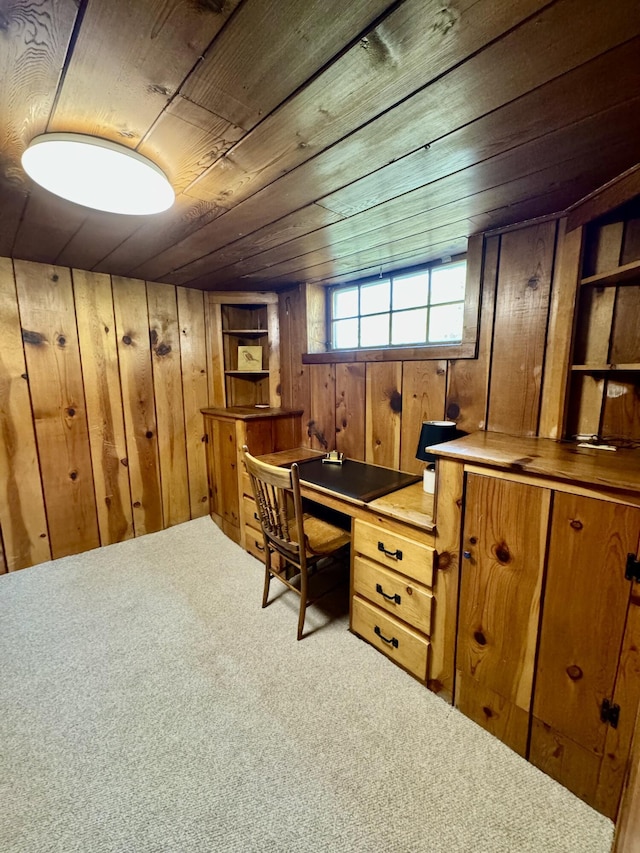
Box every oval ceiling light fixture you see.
[21,133,175,215]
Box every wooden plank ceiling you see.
[2,0,640,292]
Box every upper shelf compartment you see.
[206,292,281,409]
[580,258,640,287]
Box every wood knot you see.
[52,274,59,282]
[22,329,46,346]
[387,389,402,413]
[482,706,493,719]
[155,342,172,357]
[447,402,461,420]
[66,407,75,417]
[145,430,153,439]
[436,551,451,571]
[494,542,511,564]
[69,471,78,481]
[527,276,540,290]
[570,519,583,531]
[473,630,487,646]
[120,458,128,467]
[133,501,141,508]
[57,335,66,347]
[122,335,132,345]
[566,664,583,681]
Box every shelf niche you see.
[207,293,280,409]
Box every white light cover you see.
[21,133,174,215]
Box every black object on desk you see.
[292,457,420,502]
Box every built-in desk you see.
[247,448,456,697]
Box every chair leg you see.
[262,548,272,608]
[297,570,308,641]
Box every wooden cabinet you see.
[201,407,302,548]
[206,292,281,409]
[350,515,436,683]
[431,431,640,818]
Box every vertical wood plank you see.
[205,297,225,407]
[400,360,447,474]
[539,221,583,439]
[487,221,557,436]
[278,286,311,428]
[308,363,335,451]
[177,286,210,519]
[0,258,50,569]
[112,276,163,537]
[73,269,133,546]
[335,363,365,461]
[429,458,463,702]
[446,235,499,432]
[266,302,281,408]
[147,281,190,527]
[365,361,402,468]
[14,260,99,559]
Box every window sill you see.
[302,342,477,364]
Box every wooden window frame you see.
[302,251,480,364]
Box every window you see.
[329,260,467,351]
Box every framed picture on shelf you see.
[237,345,263,371]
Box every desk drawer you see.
[353,519,435,587]
[245,527,266,562]
[242,471,254,499]
[353,556,433,635]
[351,596,429,681]
[243,495,261,531]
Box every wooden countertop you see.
[430,431,640,495]
[201,406,303,421]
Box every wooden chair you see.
[242,446,350,640]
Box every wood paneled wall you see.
[0,258,210,573]
[279,220,574,466]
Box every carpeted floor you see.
[0,516,614,853]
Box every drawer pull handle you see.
[374,626,398,648]
[376,583,401,604]
[254,512,260,522]
[255,541,265,551]
[378,541,403,560]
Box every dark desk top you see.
[291,457,421,503]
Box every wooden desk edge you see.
[257,448,435,532]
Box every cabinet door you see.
[456,473,551,756]
[531,493,640,817]
[207,417,240,538]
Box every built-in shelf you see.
[222,329,268,337]
[571,364,640,373]
[580,258,640,287]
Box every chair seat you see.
[299,514,350,557]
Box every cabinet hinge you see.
[601,698,620,729]
[625,553,640,583]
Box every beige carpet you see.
[0,516,614,852]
